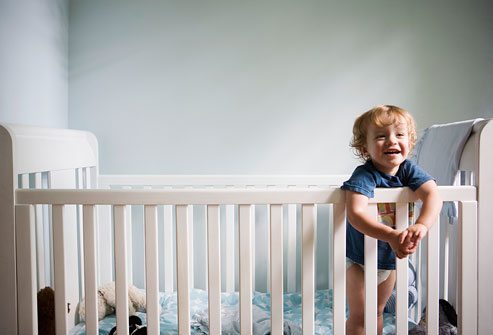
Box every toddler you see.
[341,105,442,335]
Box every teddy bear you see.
[79,281,148,321]
[37,286,56,335]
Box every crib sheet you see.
[69,289,414,335]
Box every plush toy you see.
[37,286,56,335]
[408,299,457,335]
[109,315,147,334]
[79,282,148,321]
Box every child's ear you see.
[361,146,370,160]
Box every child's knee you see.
[377,303,391,319]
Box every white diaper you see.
[346,257,392,285]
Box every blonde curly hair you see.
[350,105,417,161]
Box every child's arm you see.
[402,180,442,249]
[345,190,408,259]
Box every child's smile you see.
[384,149,401,155]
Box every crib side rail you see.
[98,174,350,294]
[14,185,476,205]
[15,186,477,335]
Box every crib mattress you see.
[70,288,410,335]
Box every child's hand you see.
[388,230,410,259]
[404,223,428,247]
[397,224,428,256]
[389,228,424,259]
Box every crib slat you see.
[46,172,55,286]
[415,243,422,322]
[364,204,378,335]
[239,204,253,335]
[52,204,68,334]
[46,172,55,285]
[76,170,85,298]
[120,186,134,285]
[225,204,235,292]
[187,203,194,290]
[97,175,113,286]
[198,204,208,291]
[176,205,190,334]
[270,204,283,335]
[287,204,297,292]
[145,205,160,334]
[395,203,409,335]
[302,204,316,334]
[458,201,478,334]
[20,173,29,188]
[443,223,450,301]
[15,205,38,335]
[114,205,130,335]
[162,203,174,292]
[251,203,256,292]
[332,203,346,335]
[427,216,440,335]
[34,172,46,289]
[83,205,99,335]
[207,205,222,334]
[96,201,113,285]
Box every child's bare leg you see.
[377,270,396,335]
[346,264,365,335]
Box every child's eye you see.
[396,133,405,137]
[376,135,386,139]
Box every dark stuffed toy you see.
[109,315,147,334]
[37,286,56,335]
[409,299,458,335]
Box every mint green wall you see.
[68,1,493,175]
[1,0,492,173]
[1,1,491,172]
[0,0,68,127]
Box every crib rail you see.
[15,186,477,335]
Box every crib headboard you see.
[458,119,493,334]
[0,123,98,335]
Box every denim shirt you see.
[341,159,433,269]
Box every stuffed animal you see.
[79,282,148,321]
[109,315,147,334]
[37,286,56,335]
[408,299,458,335]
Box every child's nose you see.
[387,135,398,144]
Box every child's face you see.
[363,119,410,175]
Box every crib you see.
[0,119,492,335]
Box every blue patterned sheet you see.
[70,289,413,334]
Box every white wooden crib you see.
[0,119,492,335]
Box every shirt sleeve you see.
[341,165,377,198]
[403,160,434,191]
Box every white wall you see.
[68,0,493,175]
[0,0,69,128]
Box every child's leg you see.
[377,270,396,335]
[346,264,365,335]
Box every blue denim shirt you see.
[341,159,433,269]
